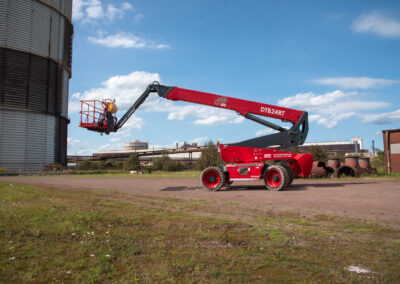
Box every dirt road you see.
[1,176,399,224]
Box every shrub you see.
[292,146,301,154]
[152,150,183,172]
[124,153,140,171]
[78,160,93,170]
[163,160,183,172]
[329,154,345,163]
[196,141,223,170]
[152,150,170,171]
[308,146,327,162]
[105,159,117,169]
[371,148,385,174]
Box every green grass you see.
[1,182,400,283]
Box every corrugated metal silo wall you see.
[0,0,73,171]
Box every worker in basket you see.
[105,102,118,134]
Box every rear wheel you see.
[280,163,294,186]
[200,167,225,191]
[264,165,289,191]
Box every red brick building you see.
[383,129,400,173]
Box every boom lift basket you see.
[79,99,117,133]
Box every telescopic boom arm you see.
[113,82,309,149]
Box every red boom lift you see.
[79,82,313,191]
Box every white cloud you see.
[72,92,81,99]
[112,115,145,139]
[96,142,126,152]
[255,128,276,137]
[68,137,96,155]
[72,0,86,21]
[155,44,171,50]
[88,32,170,49]
[85,0,104,19]
[194,114,244,125]
[352,12,400,38]
[313,77,398,89]
[134,14,144,22]
[73,0,133,22]
[106,2,133,20]
[361,109,400,125]
[89,32,147,48]
[77,148,96,155]
[72,2,167,50]
[110,137,122,143]
[122,2,133,10]
[278,90,390,128]
[67,137,81,149]
[71,71,245,129]
[71,71,160,112]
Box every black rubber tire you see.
[200,167,226,191]
[224,173,232,188]
[280,163,294,186]
[264,164,289,191]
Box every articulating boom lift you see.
[79,82,313,191]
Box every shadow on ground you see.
[160,181,378,192]
[161,186,199,191]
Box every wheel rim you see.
[202,169,220,189]
[266,169,281,188]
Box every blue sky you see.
[68,0,400,155]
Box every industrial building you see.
[0,0,73,171]
[383,129,400,173]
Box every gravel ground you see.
[1,176,400,225]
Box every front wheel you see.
[200,167,226,191]
[264,165,289,191]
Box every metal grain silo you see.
[0,0,73,171]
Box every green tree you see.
[308,146,327,162]
[152,150,183,171]
[152,150,170,171]
[371,148,385,174]
[78,160,93,170]
[292,146,301,154]
[115,161,124,170]
[105,159,117,169]
[330,153,345,163]
[99,160,107,169]
[196,140,223,170]
[124,153,140,171]
[163,160,183,172]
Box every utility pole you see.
[355,140,358,155]
[372,140,375,156]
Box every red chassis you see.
[79,83,313,191]
[205,145,313,191]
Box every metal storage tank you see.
[0,0,73,171]
[125,140,149,151]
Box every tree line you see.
[77,141,221,172]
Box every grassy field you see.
[1,182,400,283]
